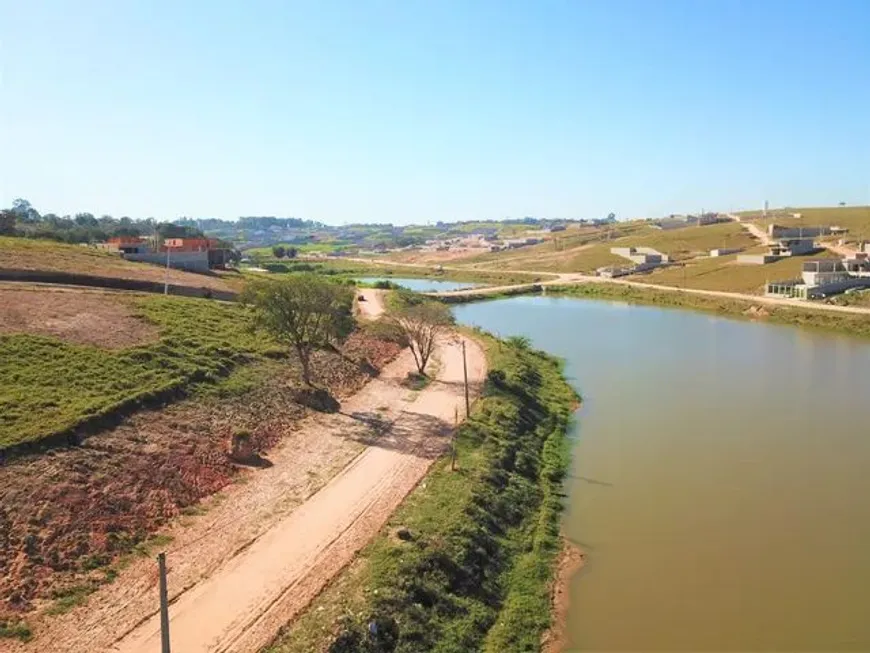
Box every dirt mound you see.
[0,331,401,621]
[743,304,771,318]
[0,287,158,348]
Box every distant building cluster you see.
[766,243,870,300]
[97,236,231,272]
[653,213,725,230]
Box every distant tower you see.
[763,200,769,218]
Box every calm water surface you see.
[356,277,479,292]
[454,296,870,652]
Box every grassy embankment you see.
[246,242,352,256]
[0,295,278,451]
[244,257,547,286]
[266,333,579,653]
[551,283,870,339]
[0,235,240,292]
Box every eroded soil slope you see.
[0,331,401,624]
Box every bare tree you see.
[241,275,355,385]
[389,298,454,375]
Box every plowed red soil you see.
[0,286,158,348]
[0,332,401,625]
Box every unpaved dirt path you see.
[741,221,773,245]
[21,335,485,653]
[356,288,386,319]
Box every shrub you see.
[326,335,579,652]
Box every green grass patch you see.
[245,256,544,286]
[45,583,97,616]
[0,295,278,450]
[266,332,578,653]
[0,619,33,642]
[400,372,431,391]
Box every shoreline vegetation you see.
[245,257,549,287]
[266,330,579,653]
[438,282,870,340]
[550,283,870,339]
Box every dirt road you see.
[356,287,386,319]
[741,221,773,245]
[20,334,485,653]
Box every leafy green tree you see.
[0,210,16,235]
[74,212,98,227]
[11,198,40,223]
[156,222,203,239]
[242,275,355,385]
[272,245,286,259]
[286,246,298,259]
[388,295,454,375]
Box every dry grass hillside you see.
[457,221,755,274]
[639,249,839,294]
[0,237,239,292]
[736,206,870,241]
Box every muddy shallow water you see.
[455,296,870,652]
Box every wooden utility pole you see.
[164,247,171,295]
[158,552,171,653]
[461,339,470,417]
[451,407,458,471]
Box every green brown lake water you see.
[454,296,870,652]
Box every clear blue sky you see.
[2,0,868,224]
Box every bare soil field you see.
[0,286,158,348]
[0,236,237,292]
[0,331,401,633]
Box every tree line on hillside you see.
[271,245,299,259]
[0,199,224,246]
[243,276,453,390]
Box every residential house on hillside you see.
[737,238,817,264]
[768,224,846,239]
[766,258,870,299]
[98,236,231,272]
[599,247,670,277]
[653,213,724,230]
